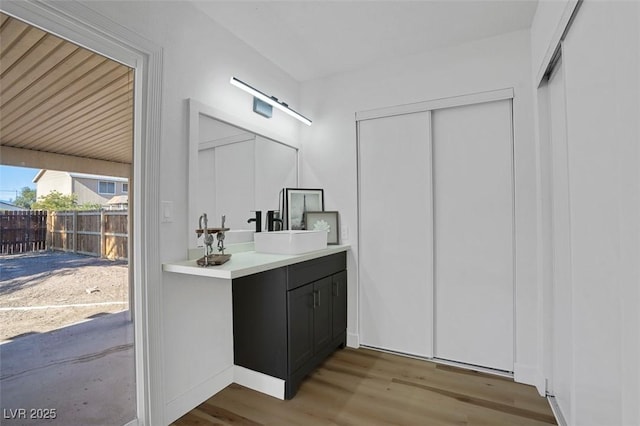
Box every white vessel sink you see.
[254,230,328,255]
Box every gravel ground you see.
[0,251,129,342]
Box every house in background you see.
[33,170,128,209]
[0,200,27,211]
[105,194,129,211]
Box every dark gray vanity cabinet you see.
[232,252,347,399]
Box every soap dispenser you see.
[266,210,283,231]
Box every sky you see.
[0,165,39,202]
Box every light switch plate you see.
[161,201,173,223]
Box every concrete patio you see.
[1,311,135,425]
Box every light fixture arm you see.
[230,77,312,126]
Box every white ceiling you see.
[194,0,539,82]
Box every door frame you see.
[0,1,163,424]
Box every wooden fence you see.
[48,210,128,260]
[0,210,48,254]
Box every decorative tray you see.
[196,254,231,266]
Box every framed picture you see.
[283,188,324,230]
[304,211,339,244]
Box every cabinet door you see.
[332,271,347,340]
[313,277,333,351]
[287,283,314,373]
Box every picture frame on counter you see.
[304,211,339,244]
[282,188,324,230]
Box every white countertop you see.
[163,244,350,280]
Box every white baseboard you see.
[514,363,539,387]
[164,366,234,425]
[347,332,359,348]
[233,366,285,400]
[547,395,567,426]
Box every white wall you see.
[299,29,539,384]
[531,1,640,424]
[61,1,304,423]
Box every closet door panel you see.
[433,100,514,371]
[561,3,635,423]
[547,57,573,419]
[358,111,433,357]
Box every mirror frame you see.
[187,98,300,249]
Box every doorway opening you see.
[0,12,136,424]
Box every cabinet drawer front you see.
[287,252,346,290]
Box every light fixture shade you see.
[230,77,312,126]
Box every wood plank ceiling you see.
[0,13,133,165]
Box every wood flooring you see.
[171,348,556,425]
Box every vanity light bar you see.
[230,77,312,126]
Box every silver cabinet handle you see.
[311,289,321,308]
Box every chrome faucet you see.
[248,211,262,233]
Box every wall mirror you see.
[187,99,299,249]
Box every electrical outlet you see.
[340,225,349,242]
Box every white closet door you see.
[358,111,433,357]
[547,57,574,419]
[433,99,514,371]
[562,3,633,423]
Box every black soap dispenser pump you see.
[266,210,283,231]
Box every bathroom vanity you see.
[233,251,347,398]
[163,245,349,399]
